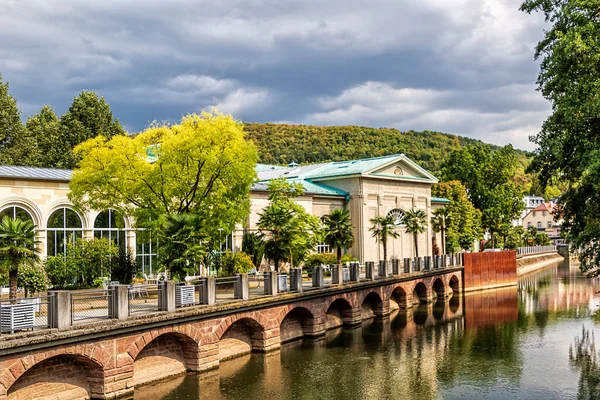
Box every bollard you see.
[403,258,411,273]
[434,255,441,269]
[332,265,343,285]
[290,268,303,292]
[49,291,72,330]
[392,259,399,275]
[312,267,324,288]
[200,277,216,305]
[365,261,375,280]
[234,274,249,300]
[414,257,422,272]
[378,260,387,278]
[441,254,447,268]
[265,271,279,295]
[350,262,360,282]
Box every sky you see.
[0,0,549,150]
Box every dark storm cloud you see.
[0,0,548,149]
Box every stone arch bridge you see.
[0,269,461,399]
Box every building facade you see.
[0,154,447,275]
[521,202,563,244]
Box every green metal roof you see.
[252,178,348,197]
[431,197,451,204]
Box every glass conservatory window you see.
[47,207,83,256]
[94,209,126,248]
[0,206,34,224]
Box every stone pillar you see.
[341,307,362,327]
[374,298,391,317]
[332,265,343,285]
[290,268,303,292]
[312,267,324,288]
[158,281,176,312]
[350,262,360,282]
[49,291,71,330]
[265,271,279,295]
[392,259,399,275]
[378,260,387,278]
[424,256,432,271]
[234,274,249,300]
[403,258,411,273]
[200,277,216,305]
[197,342,220,372]
[414,257,422,272]
[365,261,375,280]
[110,285,130,320]
[441,255,447,268]
[434,255,441,269]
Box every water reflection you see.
[135,259,600,399]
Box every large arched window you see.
[136,229,157,277]
[387,209,405,226]
[0,206,34,224]
[47,208,83,256]
[94,210,126,248]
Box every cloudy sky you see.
[0,0,548,150]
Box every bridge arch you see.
[325,297,354,329]
[219,317,266,361]
[7,354,104,400]
[280,306,316,343]
[412,282,429,304]
[432,278,445,298]
[390,286,409,308]
[449,275,460,293]
[361,291,383,319]
[132,332,199,387]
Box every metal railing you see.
[517,245,557,256]
[71,289,112,324]
[215,276,237,302]
[249,274,267,298]
[0,295,53,334]
[129,284,159,315]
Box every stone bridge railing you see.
[516,245,557,257]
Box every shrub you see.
[304,253,357,268]
[221,251,255,276]
[110,248,139,284]
[242,232,264,268]
[18,264,49,297]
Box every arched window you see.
[387,209,405,226]
[94,210,126,248]
[47,208,83,256]
[0,206,34,224]
[136,229,157,277]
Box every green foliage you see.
[18,264,48,297]
[0,216,40,300]
[258,179,320,269]
[243,123,532,177]
[221,251,254,276]
[433,181,483,252]
[370,216,400,262]
[322,209,354,267]
[0,74,25,157]
[442,144,524,248]
[69,111,257,253]
[156,213,206,280]
[304,252,356,268]
[521,0,600,274]
[110,247,139,285]
[44,238,118,289]
[403,208,427,258]
[242,232,264,268]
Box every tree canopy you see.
[69,111,258,248]
[521,0,600,273]
[442,144,524,247]
[0,74,24,160]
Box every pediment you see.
[368,157,438,183]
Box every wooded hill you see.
[243,123,532,176]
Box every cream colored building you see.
[0,154,447,275]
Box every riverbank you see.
[517,252,565,276]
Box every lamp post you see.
[218,228,223,274]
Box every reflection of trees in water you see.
[569,326,600,400]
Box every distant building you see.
[514,195,545,226]
[521,202,564,244]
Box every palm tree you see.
[157,213,206,279]
[404,209,427,258]
[431,208,447,254]
[369,216,400,263]
[0,217,40,301]
[322,209,354,268]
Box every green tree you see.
[57,91,125,169]
[69,111,257,251]
[369,216,400,263]
[18,264,48,297]
[0,74,25,162]
[242,232,264,268]
[521,0,600,274]
[258,179,320,270]
[221,251,254,276]
[0,217,40,300]
[442,145,524,248]
[432,180,482,252]
[322,208,354,268]
[403,209,427,258]
[110,247,139,285]
[21,106,62,167]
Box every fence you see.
[129,284,159,316]
[516,245,557,256]
[71,289,112,324]
[0,295,53,334]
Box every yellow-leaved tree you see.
[69,111,258,277]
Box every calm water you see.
[136,260,600,400]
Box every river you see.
[135,259,600,399]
